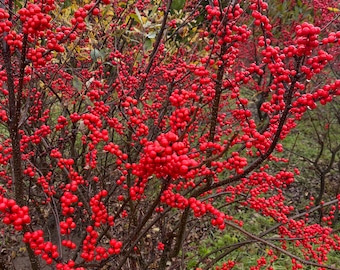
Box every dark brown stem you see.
[169,208,189,258]
[1,16,41,270]
[205,42,228,185]
[115,179,170,270]
[2,37,22,204]
[135,0,173,100]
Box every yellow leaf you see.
[327,7,339,12]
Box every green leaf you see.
[90,49,103,62]
[171,0,185,12]
[14,0,23,9]
[129,13,141,24]
[144,38,152,51]
[134,7,143,24]
[72,76,82,91]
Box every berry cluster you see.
[56,116,68,130]
[62,239,77,250]
[81,225,122,262]
[0,196,31,231]
[103,142,128,166]
[215,260,236,270]
[20,125,51,149]
[60,191,78,216]
[295,23,320,56]
[131,132,198,183]
[4,31,23,52]
[23,230,59,265]
[160,189,234,230]
[18,4,52,35]
[60,217,76,235]
[0,8,12,35]
[56,260,84,270]
[90,190,114,227]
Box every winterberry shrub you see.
[0,0,339,269]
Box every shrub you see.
[0,0,339,269]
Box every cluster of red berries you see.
[160,190,232,230]
[247,63,265,76]
[322,31,340,45]
[85,149,98,169]
[169,89,197,107]
[4,31,23,52]
[250,0,271,30]
[81,225,122,262]
[23,230,59,265]
[0,143,11,167]
[56,260,84,270]
[170,107,192,132]
[26,47,51,67]
[37,172,55,198]
[132,132,198,182]
[291,92,317,115]
[82,113,103,131]
[321,205,337,226]
[53,26,77,43]
[87,89,105,101]
[18,4,52,35]
[67,171,85,190]
[108,239,123,255]
[81,227,99,261]
[57,158,74,170]
[224,152,247,174]
[23,166,35,178]
[246,130,272,153]
[247,191,293,223]
[36,124,52,140]
[60,191,78,216]
[157,242,165,250]
[70,113,81,123]
[280,220,339,266]
[92,101,110,116]
[103,142,128,164]
[214,260,236,270]
[71,7,87,30]
[160,190,189,210]
[300,49,334,79]
[90,190,114,227]
[60,217,76,235]
[0,8,12,34]
[0,196,31,231]
[72,3,101,31]
[295,22,320,56]
[62,239,77,250]
[56,116,68,130]
[134,122,149,138]
[292,79,340,117]
[35,0,56,12]
[314,80,340,105]
[121,96,138,107]
[107,116,124,134]
[20,125,51,151]
[205,4,221,21]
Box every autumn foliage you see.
[0,0,339,269]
